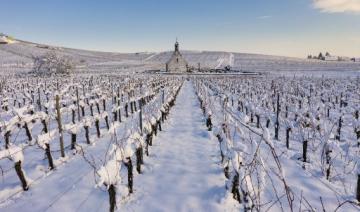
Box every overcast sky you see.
[1,0,359,58]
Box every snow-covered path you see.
[122,80,233,211]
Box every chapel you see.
[166,40,188,72]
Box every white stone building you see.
[0,35,9,44]
[0,34,16,44]
[166,41,188,73]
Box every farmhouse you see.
[166,40,189,73]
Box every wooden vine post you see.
[139,100,143,135]
[76,86,80,122]
[55,94,65,158]
[357,173,360,202]
[108,184,116,212]
[275,93,280,140]
[14,161,29,191]
[38,86,42,111]
[161,85,165,104]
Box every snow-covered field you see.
[0,39,360,212]
[195,76,360,211]
[0,73,359,212]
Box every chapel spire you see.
[175,38,179,52]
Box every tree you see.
[318,52,324,60]
[31,51,75,75]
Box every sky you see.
[0,0,359,58]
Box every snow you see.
[123,139,136,158]
[0,145,24,163]
[262,127,273,147]
[64,123,82,134]
[129,132,144,147]
[0,36,8,43]
[96,144,123,188]
[0,80,240,212]
[215,57,225,69]
[0,125,120,211]
[97,159,121,188]
[0,70,359,211]
[121,81,238,211]
[194,76,360,211]
[143,121,152,134]
[82,117,93,127]
[36,111,48,120]
[230,150,241,171]
[1,38,360,74]
[36,130,57,149]
[108,122,121,135]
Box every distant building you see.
[166,40,189,73]
[0,35,15,44]
[0,35,9,44]
[324,56,338,61]
[338,56,351,62]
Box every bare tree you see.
[31,51,75,75]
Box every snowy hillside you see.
[1,37,360,74]
[0,40,152,70]
[146,51,360,73]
